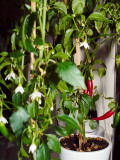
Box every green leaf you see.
[22,14,30,48]
[98,68,106,78]
[65,123,76,135]
[47,134,61,154]
[20,145,29,158]
[96,4,103,11]
[92,94,100,107]
[10,107,29,137]
[72,0,85,15]
[12,93,22,107]
[10,51,25,58]
[88,12,110,22]
[48,10,57,22]
[58,114,82,133]
[57,61,86,89]
[79,100,90,118]
[55,44,63,52]
[64,100,72,109]
[0,61,11,71]
[57,80,69,92]
[0,57,6,63]
[116,22,120,33]
[22,136,31,145]
[82,94,91,107]
[95,21,103,33]
[94,59,106,68]
[11,32,16,51]
[65,37,72,53]
[22,13,37,55]
[52,52,69,60]
[77,113,84,124]
[27,100,38,119]
[102,24,109,34]
[89,120,98,130]
[37,142,51,160]
[34,36,43,45]
[25,4,35,12]
[54,126,67,137]
[54,2,67,15]
[59,15,72,32]
[64,29,74,47]
[25,39,38,56]
[108,101,116,109]
[0,51,8,56]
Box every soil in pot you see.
[60,134,109,152]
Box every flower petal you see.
[80,42,90,49]
[15,86,24,94]
[30,91,44,100]
[29,144,37,153]
[5,72,16,81]
[0,116,8,124]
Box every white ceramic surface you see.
[59,135,112,160]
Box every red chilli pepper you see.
[93,110,114,121]
[87,79,93,97]
[83,89,88,95]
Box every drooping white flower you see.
[29,144,37,154]
[80,41,90,49]
[50,106,54,111]
[0,116,8,124]
[15,85,24,94]
[5,71,16,81]
[30,91,44,100]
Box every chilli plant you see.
[54,0,120,151]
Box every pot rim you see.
[59,134,112,154]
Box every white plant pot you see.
[59,135,112,160]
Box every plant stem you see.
[79,124,83,151]
[83,120,85,141]
[33,152,37,160]
[42,0,47,46]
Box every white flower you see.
[30,91,44,100]
[0,116,8,124]
[38,99,42,105]
[50,106,54,111]
[80,41,90,49]
[15,85,24,94]
[5,71,16,81]
[29,144,37,154]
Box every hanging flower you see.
[50,107,54,111]
[5,71,16,81]
[30,91,44,100]
[15,85,24,94]
[29,143,37,154]
[80,41,90,49]
[0,116,8,124]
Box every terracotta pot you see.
[59,135,112,160]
